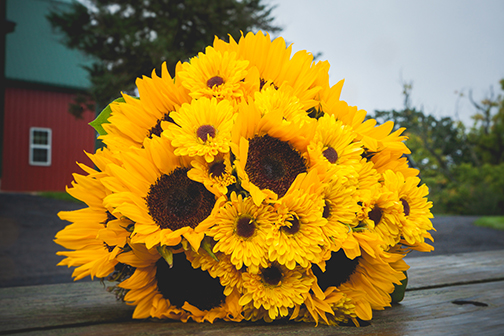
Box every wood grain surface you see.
[1,250,503,336]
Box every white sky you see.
[268,0,504,126]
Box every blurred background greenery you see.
[371,80,504,217]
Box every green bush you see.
[37,191,84,205]
[426,163,504,215]
[474,216,504,230]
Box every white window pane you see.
[29,127,51,166]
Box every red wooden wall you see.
[2,87,95,191]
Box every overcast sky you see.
[268,0,504,126]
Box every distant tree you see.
[371,80,504,215]
[372,82,474,181]
[47,0,281,116]
[467,79,504,165]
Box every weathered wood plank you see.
[0,281,134,333]
[1,250,503,335]
[371,279,504,335]
[406,249,504,289]
[4,281,504,336]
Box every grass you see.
[474,216,504,231]
[37,191,84,204]
[431,213,449,217]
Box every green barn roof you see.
[5,0,91,90]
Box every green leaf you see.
[201,236,219,262]
[157,245,174,268]
[391,271,408,303]
[89,97,125,135]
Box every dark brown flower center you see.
[148,112,176,139]
[245,135,307,198]
[197,125,216,142]
[207,76,224,88]
[236,215,255,238]
[401,198,410,216]
[313,250,360,290]
[368,205,383,226]
[322,200,331,219]
[209,161,226,178]
[323,147,338,164]
[282,216,300,235]
[156,253,225,311]
[262,265,283,286]
[146,168,215,230]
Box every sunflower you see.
[318,91,378,148]
[186,247,244,297]
[231,99,316,205]
[267,170,327,270]
[187,153,236,197]
[320,170,360,252]
[311,231,407,323]
[315,82,409,157]
[55,150,131,280]
[165,97,234,163]
[115,243,177,320]
[177,46,253,102]
[103,136,221,251]
[55,31,437,326]
[371,147,420,179]
[213,31,325,110]
[381,170,434,248]
[201,193,278,274]
[56,207,130,281]
[213,31,291,87]
[313,78,344,113]
[307,113,363,180]
[233,92,317,152]
[365,121,410,154]
[339,232,408,321]
[243,134,308,200]
[342,113,418,179]
[356,182,403,247]
[239,262,315,321]
[117,244,243,322]
[102,62,190,151]
[291,281,356,326]
[253,84,309,124]
[355,158,381,194]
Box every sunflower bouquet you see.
[55,31,434,326]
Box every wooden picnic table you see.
[1,249,503,335]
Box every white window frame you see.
[29,127,52,166]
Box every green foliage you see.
[371,80,504,216]
[37,191,85,205]
[391,271,408,304]
[68,93,95,119]
[47,0,281,109]
[429,163,504,215]
[373,83,474,182]
[474,216,504,230]
[89,97,128,135]
[466,79,504,165]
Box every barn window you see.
[29,127,52,166]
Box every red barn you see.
[1,0,95,192]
